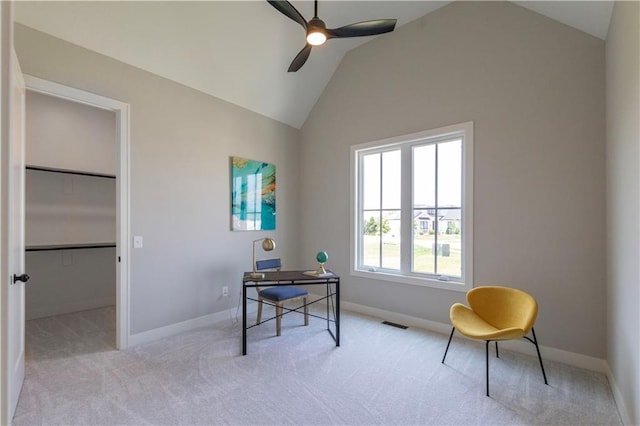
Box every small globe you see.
[316,251,328,263]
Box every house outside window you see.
[350,122,473,291]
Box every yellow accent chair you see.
[441,286,548,396]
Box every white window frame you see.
[350,121,473,292]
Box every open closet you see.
[24,90,117,336]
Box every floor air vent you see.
[382,321,408,329]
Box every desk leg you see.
[242,283,247,355]
[326,282,330,332]
[336,279,340,347]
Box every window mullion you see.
[378,154,383,268]
[401,145,412,273]
[434,144,439,275]
[357,154,363,268]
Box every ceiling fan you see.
[267,0,397,72]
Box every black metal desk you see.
[242,270,340,355]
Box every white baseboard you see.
[128,301,258,347]
[341,300,453,335]
[131,295,609,374]
[340,299,608,373]
[604,363,634,425]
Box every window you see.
[351,122,473,291]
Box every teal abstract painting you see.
[231,157,276,231]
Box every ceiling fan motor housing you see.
[308,17,327,31]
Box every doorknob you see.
[13,273,30,284]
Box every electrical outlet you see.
[222,286,229,297]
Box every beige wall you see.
[301,1,606,357]
[15,24,301,335]
[606,1,640,424]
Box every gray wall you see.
[15,24,301,335]
[26,90,116,175]
[301,1,606,357]
[25,247,116,320]
[25,91,116,246]
[606,1,640,424]
[25,171,116,320]
[25,169,115,246]
[25,91,117,320]
[25,167,117,319]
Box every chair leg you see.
[531,327,548,385]
[276,303,282,336]
[256,299,263,324]
[486,340,491,397]
[442,327,455,363]
[303,297,309,326]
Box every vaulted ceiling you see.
[14,1,614,129]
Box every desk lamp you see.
[251,237,276,279]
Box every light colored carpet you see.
[14,305,621,425]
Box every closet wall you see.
[25,90,117,320]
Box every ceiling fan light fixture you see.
[306,29,327,46]
[306,17,327,46]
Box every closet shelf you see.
[26,242,116,252]
[26,165,116,179]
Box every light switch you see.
[133,236,143,248]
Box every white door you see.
[6,47,27,422]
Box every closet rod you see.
[26,243,116,252]
[26,165,116,179]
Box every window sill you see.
[351,269,471,292]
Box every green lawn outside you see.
[363,234,462,277]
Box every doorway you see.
[24,90,117,353]
[24,75,130,349]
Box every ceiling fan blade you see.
[288,44,312,72]
[326,19,397,39]
[267,1,307,30]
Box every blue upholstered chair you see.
[255,258,309,336]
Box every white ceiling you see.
[14,1,614,129]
